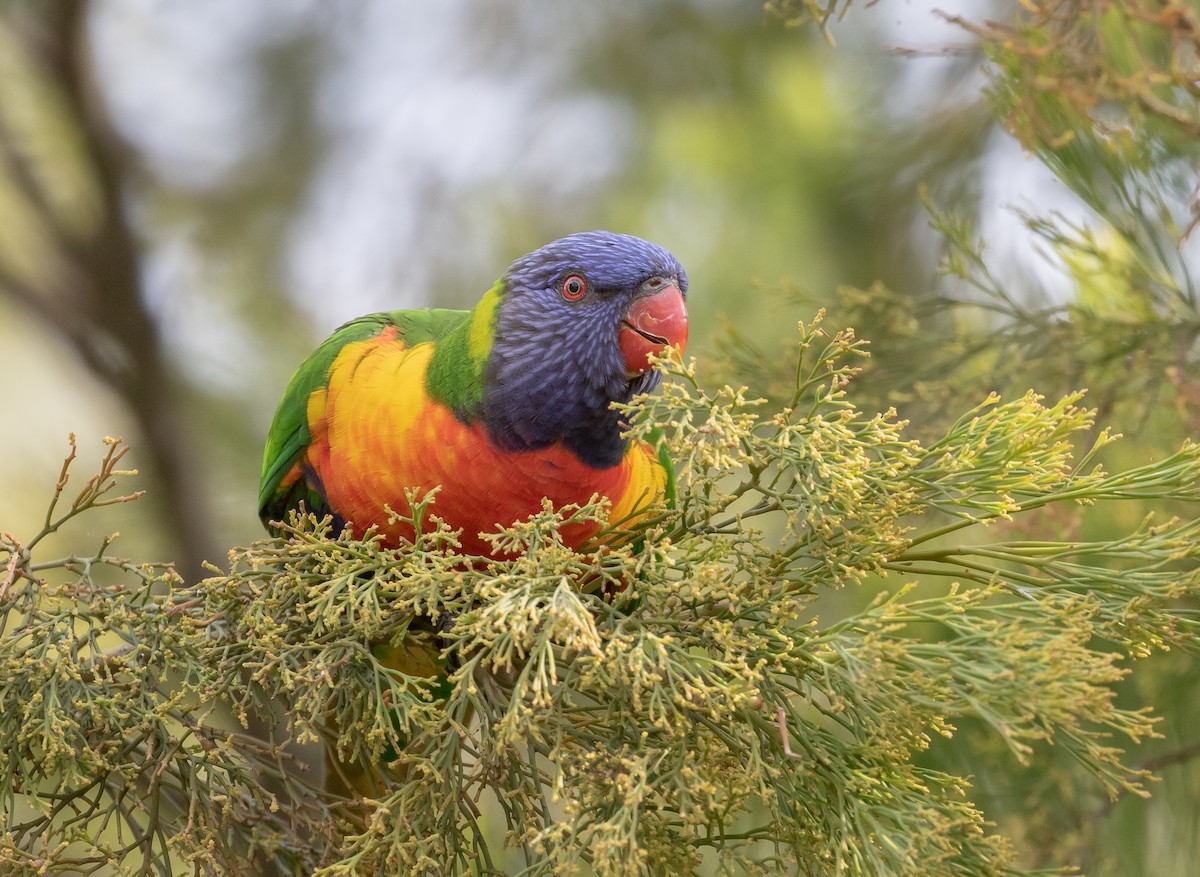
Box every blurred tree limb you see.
[0,0,218,583]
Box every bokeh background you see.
[2,1,1197,874]
[0,0,1024,580]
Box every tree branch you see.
[0,1,219,583]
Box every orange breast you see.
[303,329,665,556]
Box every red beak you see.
[619,283,688,376]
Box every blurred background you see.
[0,0,1011,580]
[1,1,1197,874]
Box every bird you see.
[257,231,688,797]
[258,230,688,556]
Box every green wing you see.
[257,308,470,528]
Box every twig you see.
[1,534,24,597]
[778,707,802,760]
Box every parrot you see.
[257,231,688,797]
[258,230,688,554]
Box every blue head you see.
[481,231,688,468]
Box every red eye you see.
[561,274,586,301]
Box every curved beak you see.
[619,279,688,376]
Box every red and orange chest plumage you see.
[299,328,665,556]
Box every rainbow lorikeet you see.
[258,230,688,554]
[257,231,688,796]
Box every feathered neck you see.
[477,288,659,469]
[422,279,652,468]
[423,280,503,417]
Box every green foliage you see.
[736,2,1200,449]
[4,320,1199,875]
[4,3,1200,876]
[939,2,1200,419]
[0,438,325,875]
[764,0,855,36]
